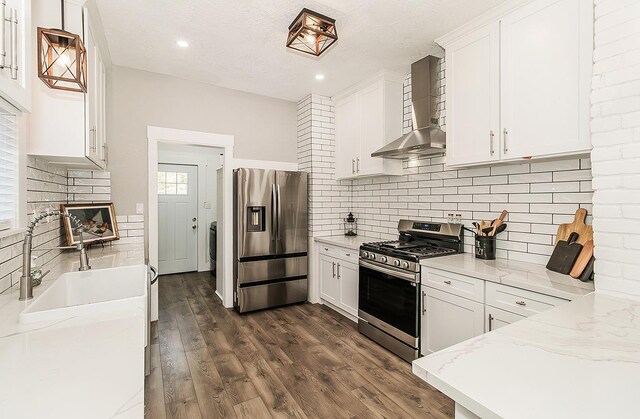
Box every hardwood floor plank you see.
[351,383,413,419]
[159,324,197,404]
[144,343,166,419]
[166,395,203,419]
[232,397,272,419]
[213,352,261,406]
[184,347,237,419]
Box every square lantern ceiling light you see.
[37,27,87,92]
[286,8,337,57]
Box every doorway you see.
[157,163,198,274]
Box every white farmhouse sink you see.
[20,264,148,324]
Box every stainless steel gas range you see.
[358,220,464,361]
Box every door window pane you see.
[158,170,189,196]
[177,172,188,184]
[177,184,188,195]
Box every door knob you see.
[192,225,197,229]
[192,217,197,222]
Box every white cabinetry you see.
[486,306,524,331]
[318,244,359,318]
[333,72,404,180]
[439,0,593,167]
[421,285,484,355]
[0,0,31,112]
[28,0,107,170]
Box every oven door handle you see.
[359,260,418,283]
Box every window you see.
[158,171,188,195]
[0,111,17,231]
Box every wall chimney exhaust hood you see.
[371,55,445,159]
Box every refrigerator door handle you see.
[271,184,278,241]
[276,184,282,242]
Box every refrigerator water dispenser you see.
[247,206,265,232]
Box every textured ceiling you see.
[95,0,506,102]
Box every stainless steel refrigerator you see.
[233,168,308,313]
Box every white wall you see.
[107,65,298,216]
[158,143,223,272]
[591,0,640,297]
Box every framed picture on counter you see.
[60,203,120,246]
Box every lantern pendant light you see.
[286,8,337,57]
[37,0,87,92]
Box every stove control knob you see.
[401,261,410,269]
[394,259,401,267]
[369,253,376,260]
[380,256,388,263]
[362,251,369,258]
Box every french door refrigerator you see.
[233,168,308,313]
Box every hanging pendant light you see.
[286,8,337,57]
[37,0,87,92]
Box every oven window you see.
[359,265,418,337]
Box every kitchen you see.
[0,0,638,418]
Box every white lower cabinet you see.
[318,244,359,318]
[486,306,525,332]
[420,285,484,355]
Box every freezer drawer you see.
[237,278,308,313]
[237,256,307,286]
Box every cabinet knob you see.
[444,280,452,285]
[515,300,526,306]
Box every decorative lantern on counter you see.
[343,212,358,237]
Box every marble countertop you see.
[0,244,146,419]
[421,253,595,300]
[413,292,640,419]
[314,235,381,250]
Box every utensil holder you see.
[475,235,496,260]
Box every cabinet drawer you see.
[485,282,568,318]
[318,244,339,257]
[422,268,484,303]
[339,249,358,263]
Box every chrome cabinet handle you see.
[352,158,355,174]
[488,313,494,331]
[444,280,452,285]
[503,128,509,153]
[490,130,495,156]
[149,265,159,285]
[9,7,16,79]
[515,300,526,306]
[89,127,97,151]
[345,253,350,257]
[332,262,336,278]
[0,1,6,68]
[356,157,360,173]
[337,263,341,279]
[422,290,426,315]
[324,247,329,251]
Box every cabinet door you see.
[96,47,106,165]
[420,286,484,355]
[486,306,525,332]
[337,260,359,317]
[84,11,101,166]
[0,0,30,112]
[357,81,384,177]
[319,254,339,305]
[334,94,360,180]
[445,21,500,167]
[500,0,592,160]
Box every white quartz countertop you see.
[314,235,381,251]
[421,253,594,300]
[0,244,146,419]
[413,292,640,419]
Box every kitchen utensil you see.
[489,219,504,236]
[472,222,481,235]
[480,220,491,235]
[494,224,507,235]
[569,240,594,278]
[578,256,595,282]
[547,232,583,274]
[482,227,494,236]
[498,210,508,221]
[555,208,593,246]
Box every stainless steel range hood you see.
[371,55,445,159]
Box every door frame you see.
[148,126,234,317]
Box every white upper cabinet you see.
[0,0,31,112]
[28,0,107,170]
[333,71,403,180]
[445,22,500,167]
[439,0,593,167]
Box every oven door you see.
[358,260,419,345]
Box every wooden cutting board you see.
[555,208,593,246]
[570,240,594,278]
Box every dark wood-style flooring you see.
[145,271,454,419]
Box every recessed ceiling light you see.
[176,40,189,48]
[315,74,325,80]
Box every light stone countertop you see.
[314,235,382,251]
[413,292,640,419]
[421,253,595,300]
[0,244,146,419]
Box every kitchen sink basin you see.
[19,264,148,324]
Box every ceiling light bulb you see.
[305,33,315,44]
[315,74,325,80]
[55,48,71,68]
[176,40,189,48]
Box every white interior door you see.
[158,164,198,274]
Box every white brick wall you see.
[67,170,112,202]
[591,0,640,296]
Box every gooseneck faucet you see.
[19,210,91,301]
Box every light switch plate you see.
[136,203,144,214]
